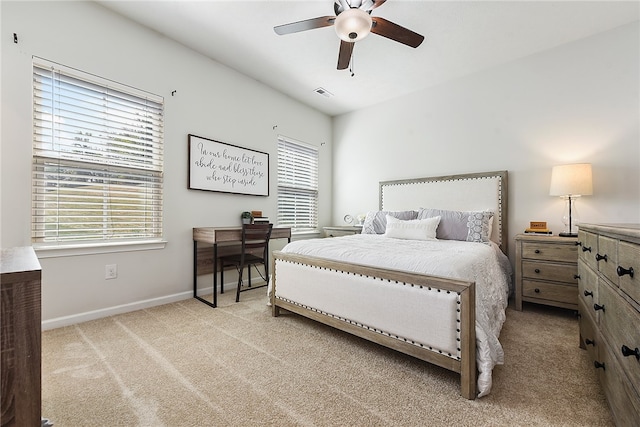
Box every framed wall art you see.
[188,134,269,196]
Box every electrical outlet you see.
[105,264,117,280]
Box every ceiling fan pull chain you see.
[350,52,355,77]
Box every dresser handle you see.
[574,274,580,280]
[621,345,640,360]
[575,241,582,247]
[583,290,593,297]
[594,361,605,370]
[534,268,541,274]
[593,304,605,312]
[534,249,540,254]
[582,246,592,253]
[534,288,540,293]
[585,338,595,346]
[595,254,607,262]
[617,266,634,278]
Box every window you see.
[277,136,319,232]
[32,58,164,244]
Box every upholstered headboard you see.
[379,171,508,253]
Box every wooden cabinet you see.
[1,247,42,427]
[577,223,640,426]
[515,234,579,311]
[323,226,362,238]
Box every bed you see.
[270,170,511,399]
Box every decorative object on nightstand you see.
[524,221,552,235]
[323,226,362,238]
[515,234,579,311]
[549,163,593,237]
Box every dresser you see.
[322,226,362,238]
[577,223,640,426]
[514,234,579,311]
[1,247,42,427]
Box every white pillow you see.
[384,215,441,241]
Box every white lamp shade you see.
[549,163,593,196]
[334,8,372,42]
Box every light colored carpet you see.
[42,289,613,426]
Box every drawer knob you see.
[585,338,595,346]
[593,303,605,312]
[534,288,540,293]
[534,268,541,274]
[583,290,593,298]
[582,246,592,253]
[534,249,540,254]
[574,274,580,280]
[617,266,634,278]
[595,254,608,262]
[594,361,606,370]
[621,345,640,360]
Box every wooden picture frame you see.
[188,134,269,196]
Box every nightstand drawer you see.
[522,260,578,284]
[522,280,578,305]
[323,226,361,238]
[522,241,578,263]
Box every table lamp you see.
[549,163,593,237]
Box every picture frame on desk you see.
[188,134,269,196]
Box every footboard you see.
[271,251,477,399]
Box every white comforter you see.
[279,234,512,397]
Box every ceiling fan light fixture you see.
[334,8,372,42]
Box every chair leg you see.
[236,266,244,302]
[248,265,252,288]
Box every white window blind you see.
[277,136,319,232]
[32,59,164,243]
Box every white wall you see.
[332,22,640,262]
[1,1,332,326]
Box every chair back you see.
[241,223,273,259]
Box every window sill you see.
[34,240,167,258]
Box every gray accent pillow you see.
[417,208,494,243]
[361,210,418,234]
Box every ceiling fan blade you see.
[337,40,354,70]
[360,0,387,10]
[370,17,424,48]
[274,16,336,35]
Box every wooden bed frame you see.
[271,170,508,399]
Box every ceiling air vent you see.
[314,87,334,98]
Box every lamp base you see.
[558,232,578,238]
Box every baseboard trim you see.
[41,291,193,331]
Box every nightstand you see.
[515,234,579,311]
[323,226,362,238]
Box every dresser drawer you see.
[598,282,640,395]
[578,298,599,361]
[619,241,640,304]
[578,262,599,324]
[522,260,577,284]
[522,280,577,305]
[596,342,640,426]
[578,230,598,271]
[596,236,618,286]
[521,241,577,263]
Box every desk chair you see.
[219,223,273,302]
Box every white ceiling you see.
[97,0,639,116]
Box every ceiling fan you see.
[274,0,424,70]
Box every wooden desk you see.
[193,226,291,307]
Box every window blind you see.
[277,136,319,232]
[32,59,164,243]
